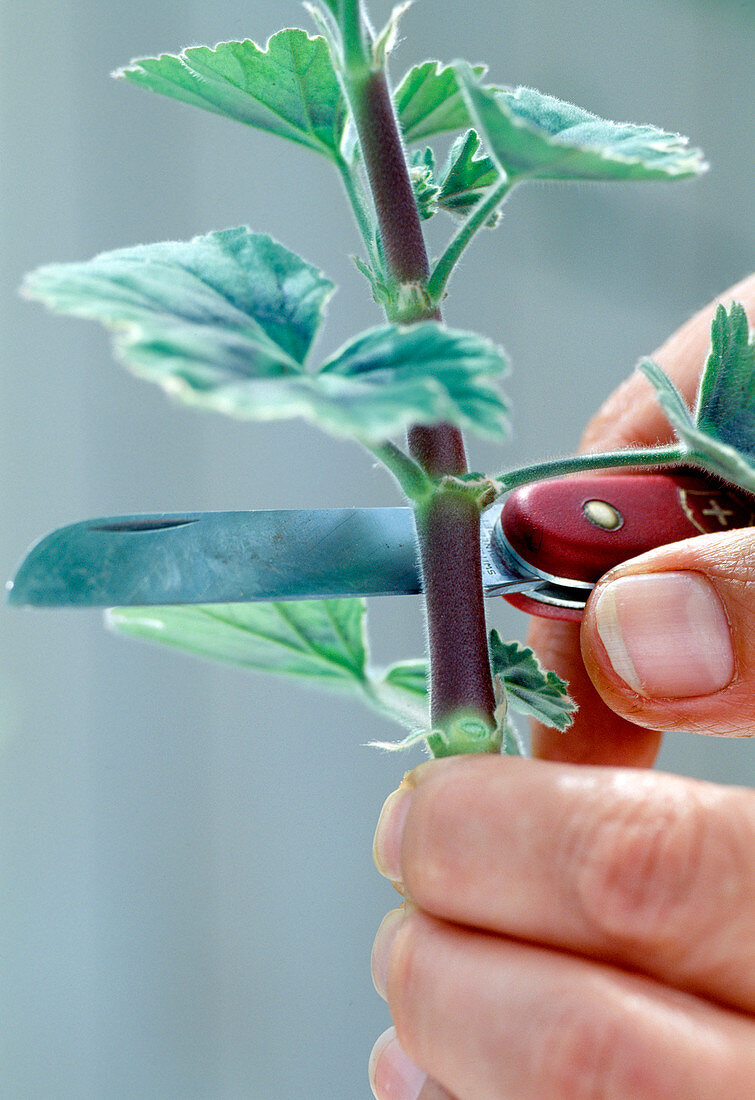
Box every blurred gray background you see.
[1,0,752,1096]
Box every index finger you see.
[393,755,755,1015]
[530,273,755,766]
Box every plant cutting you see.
[8,6,755,1096]
[10,1,755,761]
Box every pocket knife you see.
[7,471,754,622]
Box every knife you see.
[7,471,754,622]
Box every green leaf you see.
[23,227,334,384]
[316,321,509,440]
[108,599,369,689]
[155,320,508,442]
[639,302,755,493]
[696,303,755,458]
[379,660,428,700]
[394,61,487,143]
[117,29,348,161]
[407,131,502,225]
[455,63,707,182]
[109,598,433,735]
[501,716,525,756]
[24,227,508,443]
[436,129,503,223]
[371,661,431,732]
[638,358,696,433]
[408,147,441,220]
[373,2,414,68]
[489,630,576,731]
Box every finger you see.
[369,1028,456,1100]
[382,910,755,1100]
[528,616,662,766]
[529,272,755,765]
[581,271,755,452]
[373,756,755,1013]
[581,527,755,735]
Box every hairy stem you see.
[495,444,686,494]
[367,441,433,502]
[340,19,496,737]
[342,0,368,69]
[413,491,496,727]
[348,69,432,288]
[428,176,514,305]
[335,155,381,271]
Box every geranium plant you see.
[19,0,754,765]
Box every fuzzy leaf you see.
[117,30,348,161]
[408,132,502,224]
[379,660,428,700]
[23,228,334,384]
[154,321,508,442]
[456,63,707,182]
[639,303,755,493]
[394,61,487,143]
[437,129,502,222]
[501,717,525,756]
[315,321,509,440]
[489,631,575,731]
[24,227,508,443]
[696,303,755,458]
[108,599,369,689]
[110,597,436,736]
[639,358,696,432]
[408,147,441,220]
[373,2,414,68]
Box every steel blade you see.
[7,507,542,608]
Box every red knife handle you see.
[498,471,755,621]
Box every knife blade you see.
[7,471,753,618]
[6,506,541,608]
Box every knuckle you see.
[537,991,665,1100]
[567,778,711,949]
[541,1007,633,1100]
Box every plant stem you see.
[335,155,381,271]
[495,443,686,493]
[342,0,368,69]
[413,490,495,728]
[347,70,432,288]
[367,441,433,502]
[428,176,514,304]
[340,17,497,737]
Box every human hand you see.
[368,274,755,1099]
[530,271,755,767]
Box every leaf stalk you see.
[428,175,514,304]
[342,0,370,72]
[494,443,687,494]
[334,154,381,272]
[367,441,433,502]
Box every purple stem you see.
[345,59,496,732]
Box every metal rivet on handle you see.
[583,499,624,531]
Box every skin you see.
[370,273,755,1099]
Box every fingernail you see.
[371,907,404,999]
[373,788,412,884]
[369,1027,427,1100]
[594,571,735,698]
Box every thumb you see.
[580,527,755,737]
